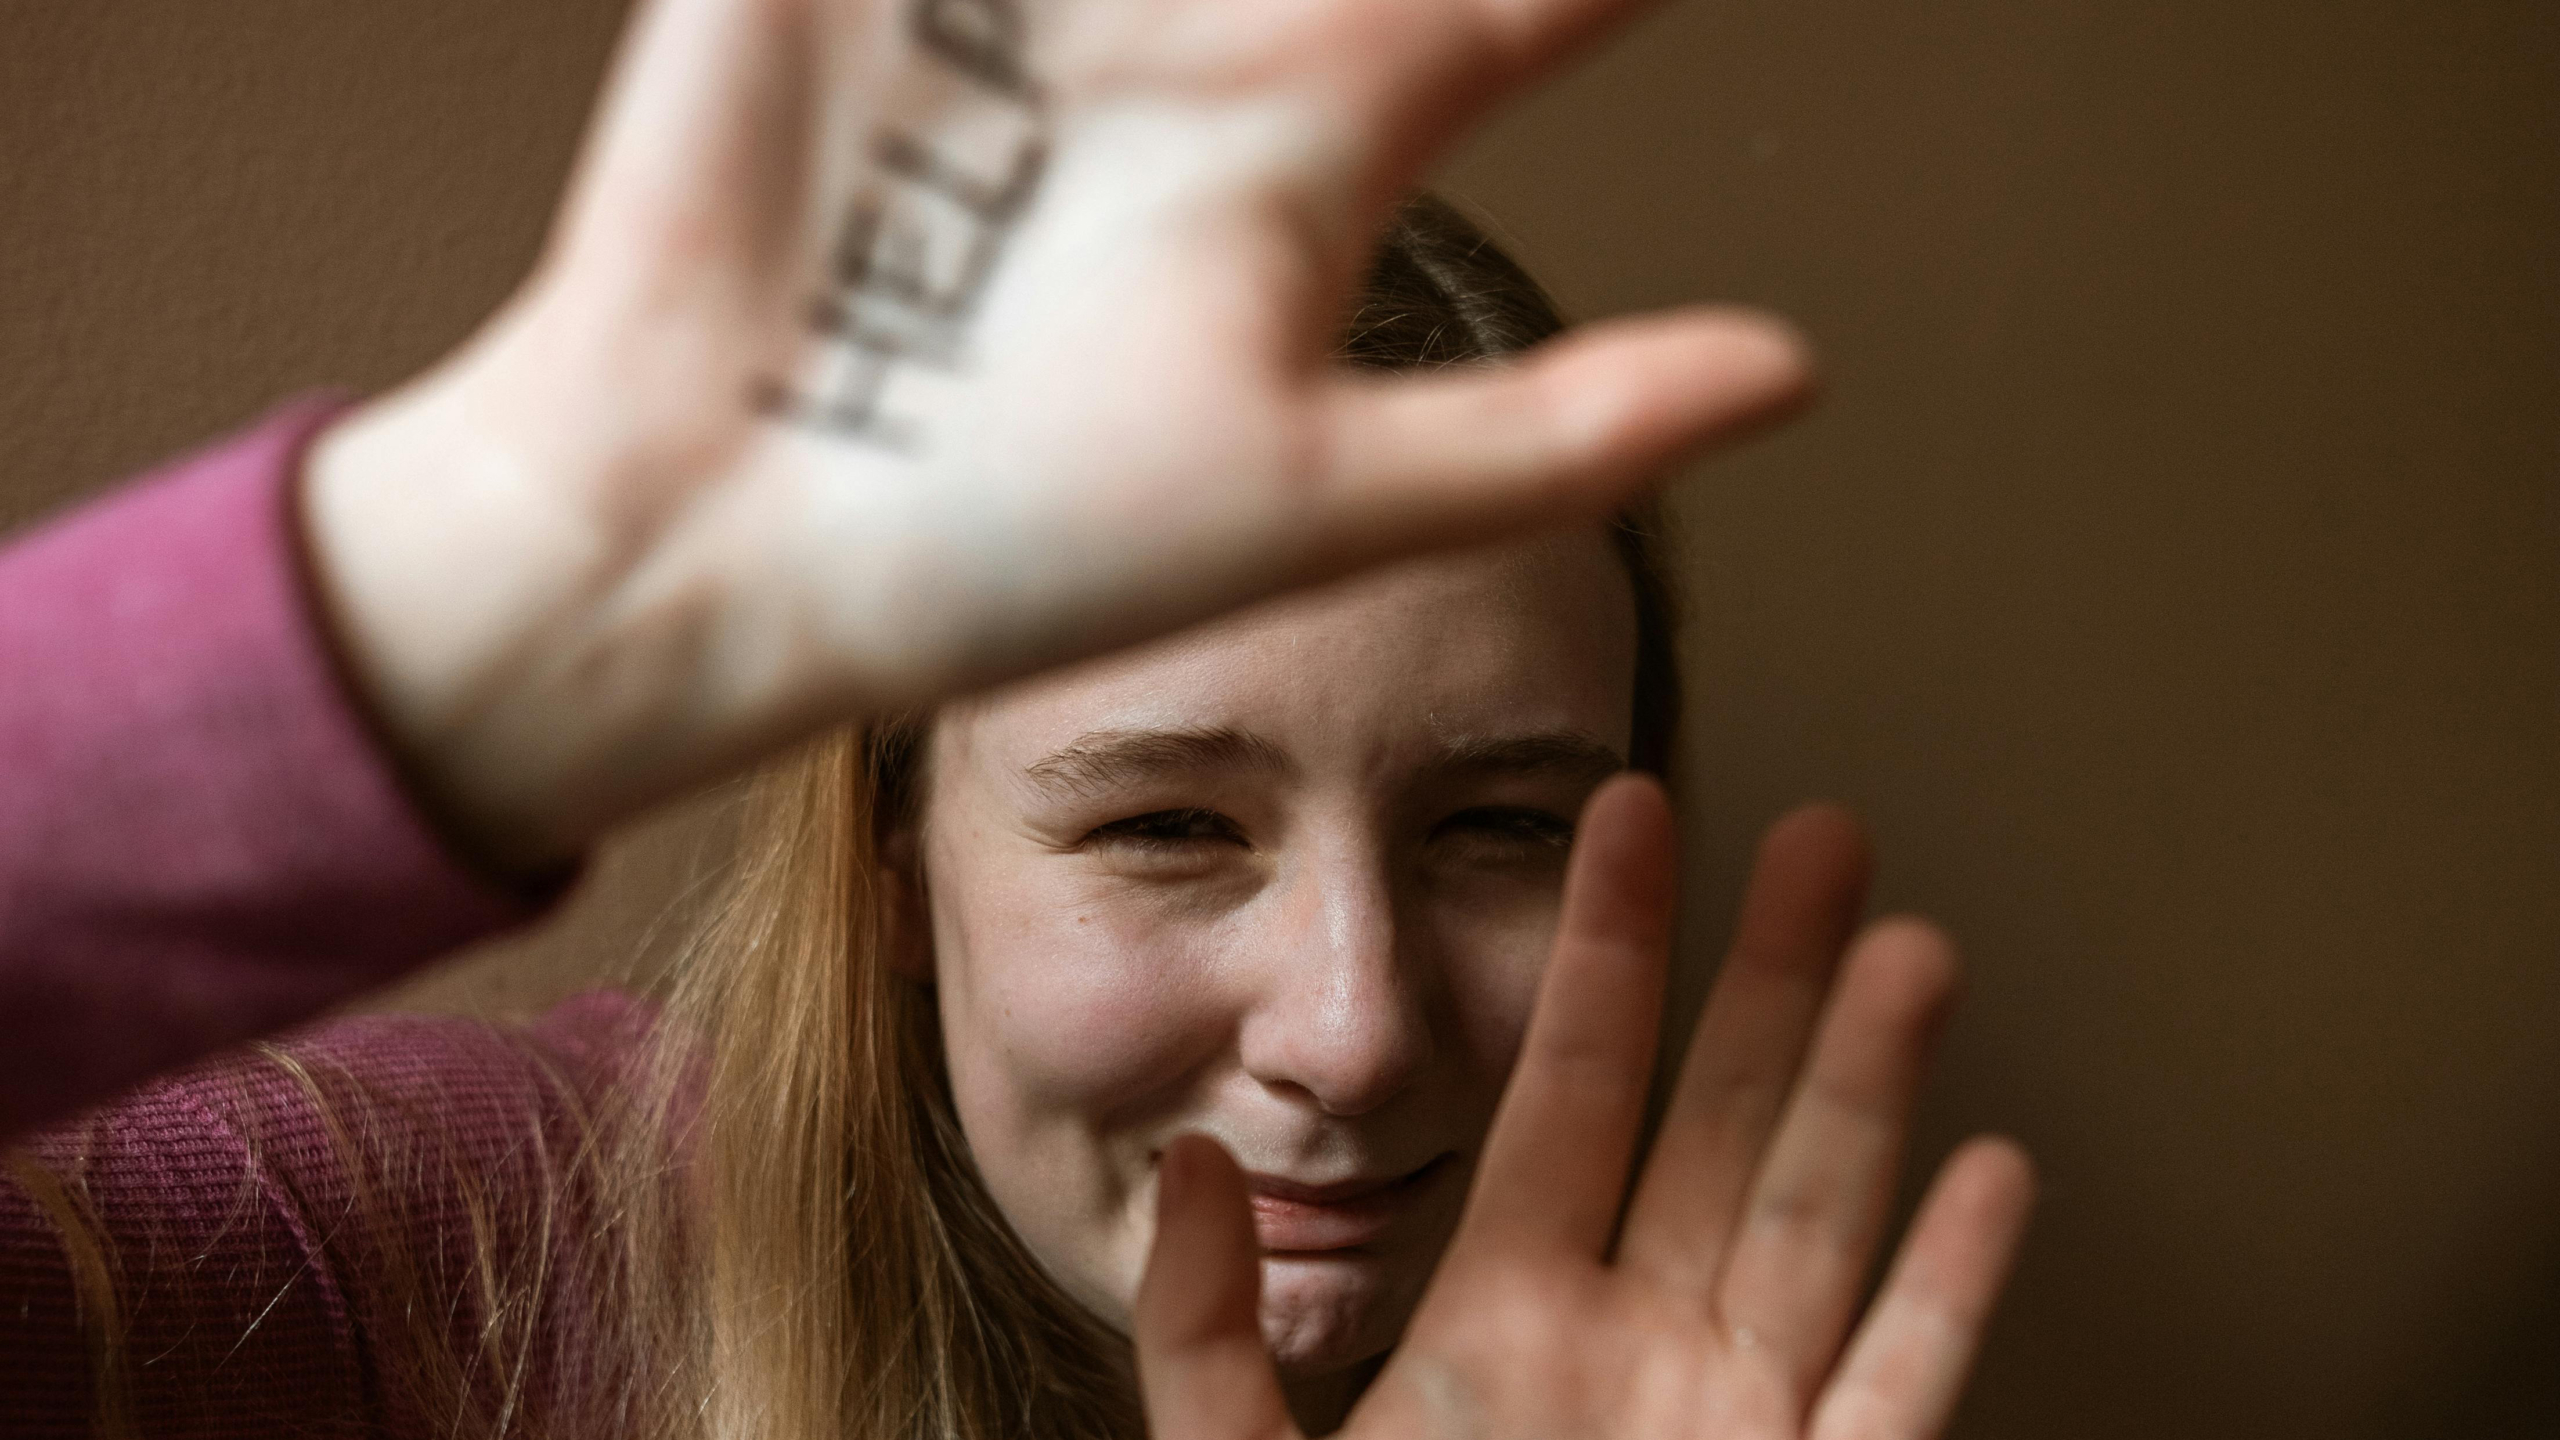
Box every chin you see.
[1256,1251,1420,1376]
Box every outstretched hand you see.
[1136,780,2034,1440]
[304,0,1810,868]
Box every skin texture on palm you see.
[298,0,1809,872]
[1135,782,2038,1440]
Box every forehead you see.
[938,530,1641,781]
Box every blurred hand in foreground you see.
[305,0,1810,869]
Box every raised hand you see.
[302,0,1810,868]
[1135,780,2035,1440]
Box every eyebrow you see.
[1019,726,1625,800]
[1022,727,1293,799]
[1434,730,1626,787]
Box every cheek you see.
[1431,882,1564,1087]
[934,871,1239,1134]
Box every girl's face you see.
[903,531,1640,1392]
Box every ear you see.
[876,827,935,983]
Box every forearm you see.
[0,402,553,1142]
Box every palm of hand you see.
[306,0,1807,863]
[1137,783,2033,1440]
[556,0,1728,691]
[1373,1275,1801,1440]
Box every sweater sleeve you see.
[0,991,657,1438]
[0,400,564,1143]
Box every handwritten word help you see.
[763,0,1048,446]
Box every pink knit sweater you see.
[0,403,614,1434]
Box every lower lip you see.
[1248,1160,1445,1253]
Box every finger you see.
[1809,1139,2037,1440]
[1134,1136,1300,1440]
[549,0,846,306]
[1337,0,1699,175]
[1314,311,1813,570]
[1715,919,1960,1404]
[1444,775,1678,1269]
[1616,804,1872,1287]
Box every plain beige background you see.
[4,3,2555,1435]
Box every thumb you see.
[1312,308,1813,564]
[1134,1136,1300,1440]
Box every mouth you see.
[1242,1154,1451,1255]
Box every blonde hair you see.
[6,194,1682,1440]
[645,724,1143,1440]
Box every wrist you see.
[300,353,614,873]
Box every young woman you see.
[0,0,2029,1437]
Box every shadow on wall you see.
[376,784,742,1021]
[2387,1153,2560,1440]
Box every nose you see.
[1236,842,1435,1117]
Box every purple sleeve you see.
[0,992,654,1436]
[0,400,560,1141]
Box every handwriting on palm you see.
[525,0,1808,703]
[769,0,1592,444]
[1136,781,2035,1440]
[309,0,1809,864]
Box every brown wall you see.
[5,4,2555,1435]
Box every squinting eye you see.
[1438,806,1576,852]
[1086,808,1247,853]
